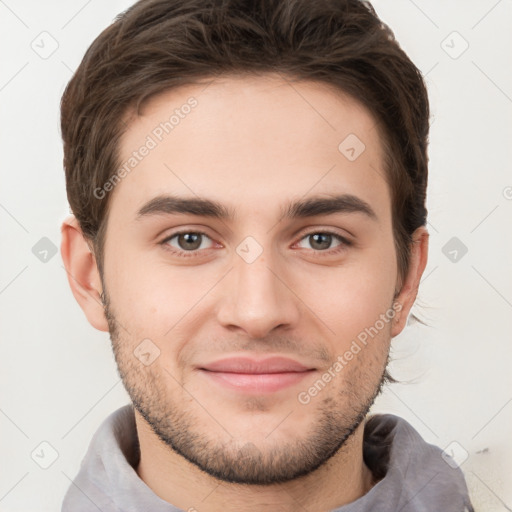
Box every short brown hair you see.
[61,0,429,289]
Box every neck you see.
[135,413,375,512]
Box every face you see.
[101,74,402,484]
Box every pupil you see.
[311,233,331,250]
[179,233,201,250]
[176,233,333,251]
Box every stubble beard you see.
[103,289,390,485]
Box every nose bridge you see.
[217,239,300,338]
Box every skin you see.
[61,73,428,511]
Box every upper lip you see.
[200,357,313,374]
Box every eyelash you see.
[159,229,352,258]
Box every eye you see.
[161,231,215,253]
[295,231,351,252]
[159,229,351,258]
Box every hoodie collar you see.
[62,405,474,511]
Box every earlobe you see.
[60,215,109,332]
[391,226,429,337]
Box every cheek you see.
[105,225,397,351]
[301,254,397,343]
[106,250,223,365]
[106,252,194,338]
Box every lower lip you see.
[199,370,314,394]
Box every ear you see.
[391,226,429,337]
[60,214,109,332]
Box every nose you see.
[216,248,301,339]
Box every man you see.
[60,0,474,510]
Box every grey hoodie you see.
[62,405,474,511]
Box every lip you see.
[200,356,312,373]
[198,356,315,394]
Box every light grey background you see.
[1,1,511,510]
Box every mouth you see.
[197,356,316,394]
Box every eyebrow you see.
[135,193,377,222]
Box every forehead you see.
[111,73,390,222]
